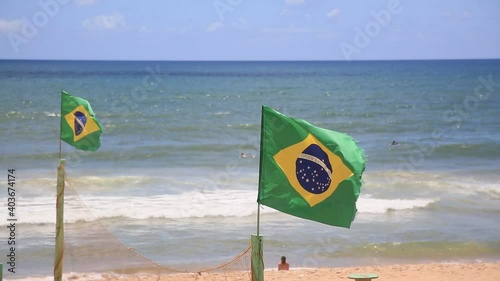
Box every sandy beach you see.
[78,262,500,281]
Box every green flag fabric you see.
[257,106,365,228]
[60,91,102,151]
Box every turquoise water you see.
[0,60,499,278]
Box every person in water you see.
[278,256,289,271]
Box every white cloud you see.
[261,26,311,33]
[164,26,193,35]
[281,9,291,16]
[82,12,125,30]
[179,25,193,34]
[284,0,305,5]
[237,18,247,25]
[461,10,472,20]
[443,10,472,20]
[231,18,247,28]
[0,18,22,33]
[327,8,340,19]
[139,26,151,33]
[206,22,222,32]
[316,31,340,39]
[74,0,99,6]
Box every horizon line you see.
[1,58,500,62]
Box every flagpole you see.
[54,91,64,281]
[256,105,265,237]
[251,106,265,281]
[54,159,65,281]
[58,141,62,161]
[59,91,63,161]
[256,203,260,236]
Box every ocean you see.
[0,60,499,279]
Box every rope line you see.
[196,244,252,274]
[64,173,252,276]
[65,175,188,273]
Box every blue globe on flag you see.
[295,144,333,194]
[73,111,87,136]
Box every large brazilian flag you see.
[257,106,365,228]
[60,90,103,151]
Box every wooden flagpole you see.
[54,91,65,281]
[54,158,65,281]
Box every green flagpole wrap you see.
[54,159,65,281]
[251,234,264,281]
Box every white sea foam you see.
[356,196,436,214]
[3,170,496,226]
[44,111,59,117]
[0,190,277,225]
[212,111,231,115]
[1,191,439,226]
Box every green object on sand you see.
[348,273,379,281]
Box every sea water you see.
[0,60,499,278]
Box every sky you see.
[0,0,499,61]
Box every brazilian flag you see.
[257,106,365,228]
[60,91,103,151]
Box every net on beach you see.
[62,176,253,281]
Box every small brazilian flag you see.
[257,106,365,228]
[60,90,103,151]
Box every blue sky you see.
[0,0,499,60]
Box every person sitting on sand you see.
[278,256,289,271]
